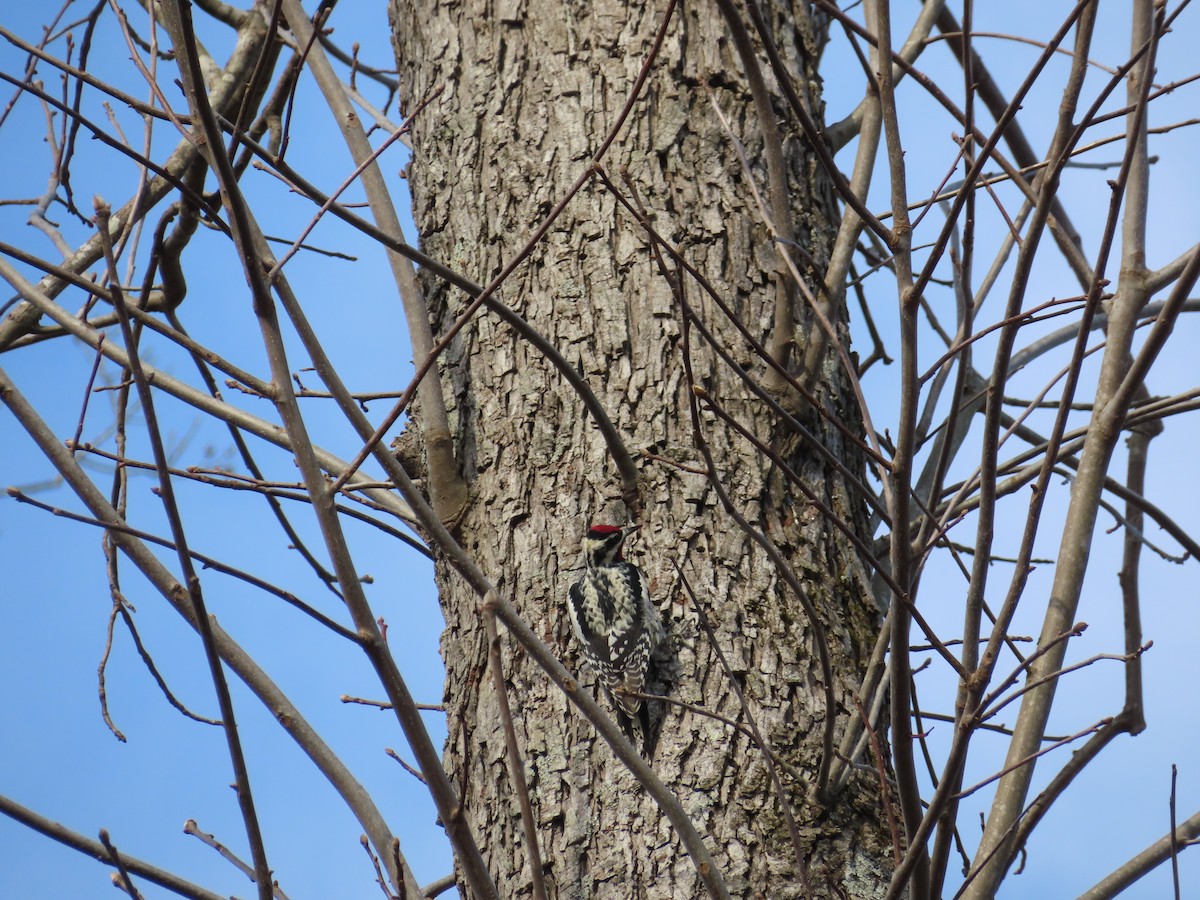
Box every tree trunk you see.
[389,2,892,896]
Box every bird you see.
[567,523,665,754]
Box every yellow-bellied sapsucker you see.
[568,524,665,754]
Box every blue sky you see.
[1,2,1198,898]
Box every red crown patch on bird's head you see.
[582,524,632,566]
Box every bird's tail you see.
[616,703,654,757]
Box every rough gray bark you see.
[389,2,892,896]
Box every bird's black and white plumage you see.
[568,524,665,753]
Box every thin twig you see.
[676,564,813,892]
[359,835,399,900]
[676,280,836,810]
[954,719,1110,801]
[96,195,274,900]
[482,601,548,900]
[853,695,901,865]
[99,829,145,900]
[183,820,290,900]
[1171,765,1181,900]
[341,695,444,712]
[8,487,360,642]
[385,749,427,784]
